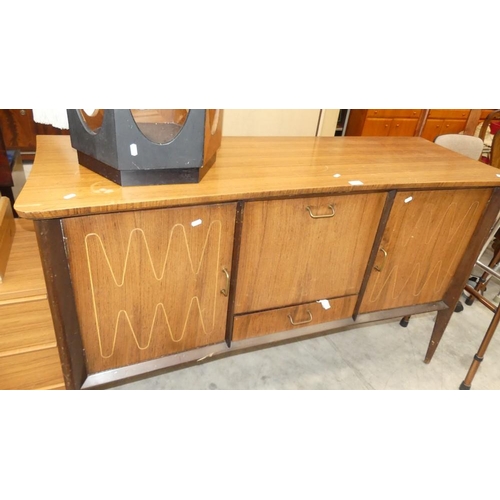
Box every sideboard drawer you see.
[367,109,421,118]
[0,299,55,354]
[235,193,386,313]
[428,109,470,120]
[233,295,357,341]
[0,347,64,390]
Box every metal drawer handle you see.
[287,310,313,326]
[221,267,230,296]
[374,247,388,272]
[305,204,335,219]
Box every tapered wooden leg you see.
[424,308,455,363]
[460,307,500,389]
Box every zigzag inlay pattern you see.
[84,221,222,358]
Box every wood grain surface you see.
[345,110,471,140]
[233,295,357,341]
[63,203,236,373]
[359,188,492,313]
[424,187,500,363]
[11,134,500,388]
[235,193,386,313]
[0,197,15,281]
[14,136,500,220]
[0,215,65,390]
[0,299,56,356]
[0,219,46,302]
[0,347,64,390]
[366,110,422,118]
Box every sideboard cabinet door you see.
[62,203,237,374]
[235,193,386,314]
[359,189,492,314]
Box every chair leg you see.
[459,304,500,390]
[466,241,500,305]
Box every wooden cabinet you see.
[13,136,500,389]
[62,203,236,374]
[346,110,423,137]
[364,118,421,136]
[346,109,476,142]
[361,118,393,136]
[420,109,472,141]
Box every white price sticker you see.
[316,299,331,310]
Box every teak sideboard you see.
[14,136,500,389]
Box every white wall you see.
[222,109,340,137]
[222,109,317,136]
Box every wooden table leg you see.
[424,308,455,363]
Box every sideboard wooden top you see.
[15,135,500,219]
